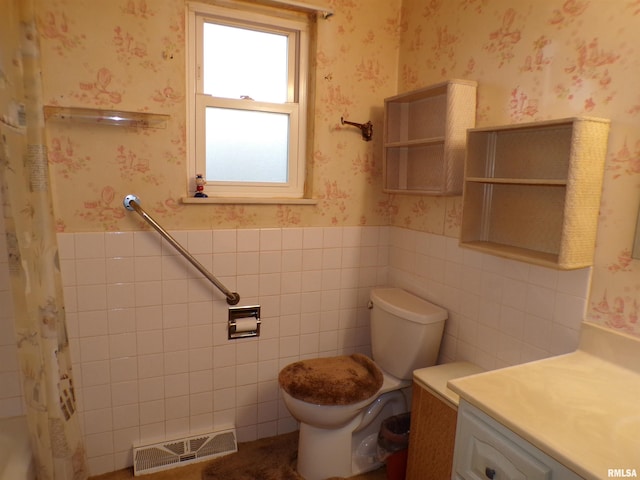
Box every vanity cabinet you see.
[383,79,477,195]
[460,117,610,269]
[452,400,582,480]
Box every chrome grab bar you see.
[123,194,240,305]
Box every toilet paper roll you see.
[234,317,258,333]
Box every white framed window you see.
[186,2,310,199]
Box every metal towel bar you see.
[123,194,240,305]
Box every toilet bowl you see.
[285,373,408,480]
[281,388,377,429]
[278,287,447,480]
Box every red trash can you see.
[377,413,411,480]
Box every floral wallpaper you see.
[36,0,398,232]
[395,0,640,337]
[33,0,640,336]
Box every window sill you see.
[181,196,318,205]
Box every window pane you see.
[205,108,289,183]
[203,23,288,103]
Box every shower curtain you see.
[0,1,88,479]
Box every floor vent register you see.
[133,428,237,476]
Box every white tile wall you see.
[0,224,592,476]
[387,226,590,370]
[57,226,389,474]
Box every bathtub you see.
[0,416,35,480]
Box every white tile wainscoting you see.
[0,225,589,476]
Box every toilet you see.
[278,287,447,480]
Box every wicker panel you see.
[443,81,480,194]
[406,383,457,480]
[560,119,611,268]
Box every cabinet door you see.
[406,384,457,480]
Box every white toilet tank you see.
[370,287,447,380]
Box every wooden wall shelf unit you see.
[460,116,610,270]
[383,79,477,195]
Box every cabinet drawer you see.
[453,401,583,480]
[455,405,550,480]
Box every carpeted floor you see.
[90,431,388,480]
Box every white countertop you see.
[448,322,640,480]
[413,361,484,408]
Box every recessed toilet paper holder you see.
[228,305,261,339]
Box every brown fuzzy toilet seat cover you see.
[279,354,383,405]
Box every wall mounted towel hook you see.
[341,117,373,141]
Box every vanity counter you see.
[448,322,640,480]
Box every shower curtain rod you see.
[123,194,241,305]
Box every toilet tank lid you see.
[371,288,447,324]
